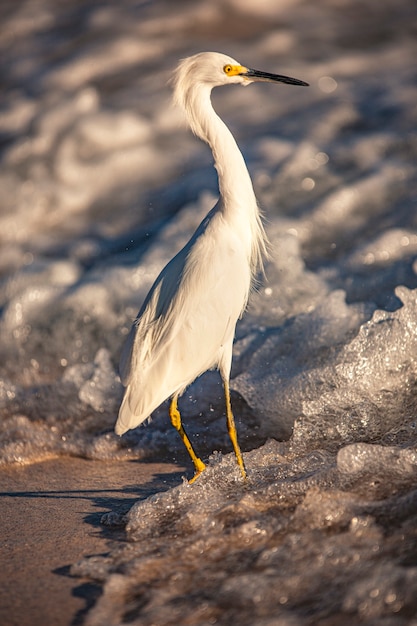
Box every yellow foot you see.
[188,458,206,484]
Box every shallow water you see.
[1,0,417,623]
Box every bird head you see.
[173,51,308,92]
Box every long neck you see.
[183,84,268,273]
[186,85,256,210]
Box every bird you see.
[115,52,308,482]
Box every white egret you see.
[116,52,308,481]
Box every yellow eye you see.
[224,65,232,75]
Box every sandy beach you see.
[0,457,185,626]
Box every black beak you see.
[242,68,309,87]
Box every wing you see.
[120,208,217,387]
[116,208,251,434]
[119,249,186,386]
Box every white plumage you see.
[115,52,308,481]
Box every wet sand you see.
[0,457,186,626]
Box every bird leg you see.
[224,379,247,479]
[169,395,206,483]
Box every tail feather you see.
[115,382,155,435]
[114,389,135,435]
